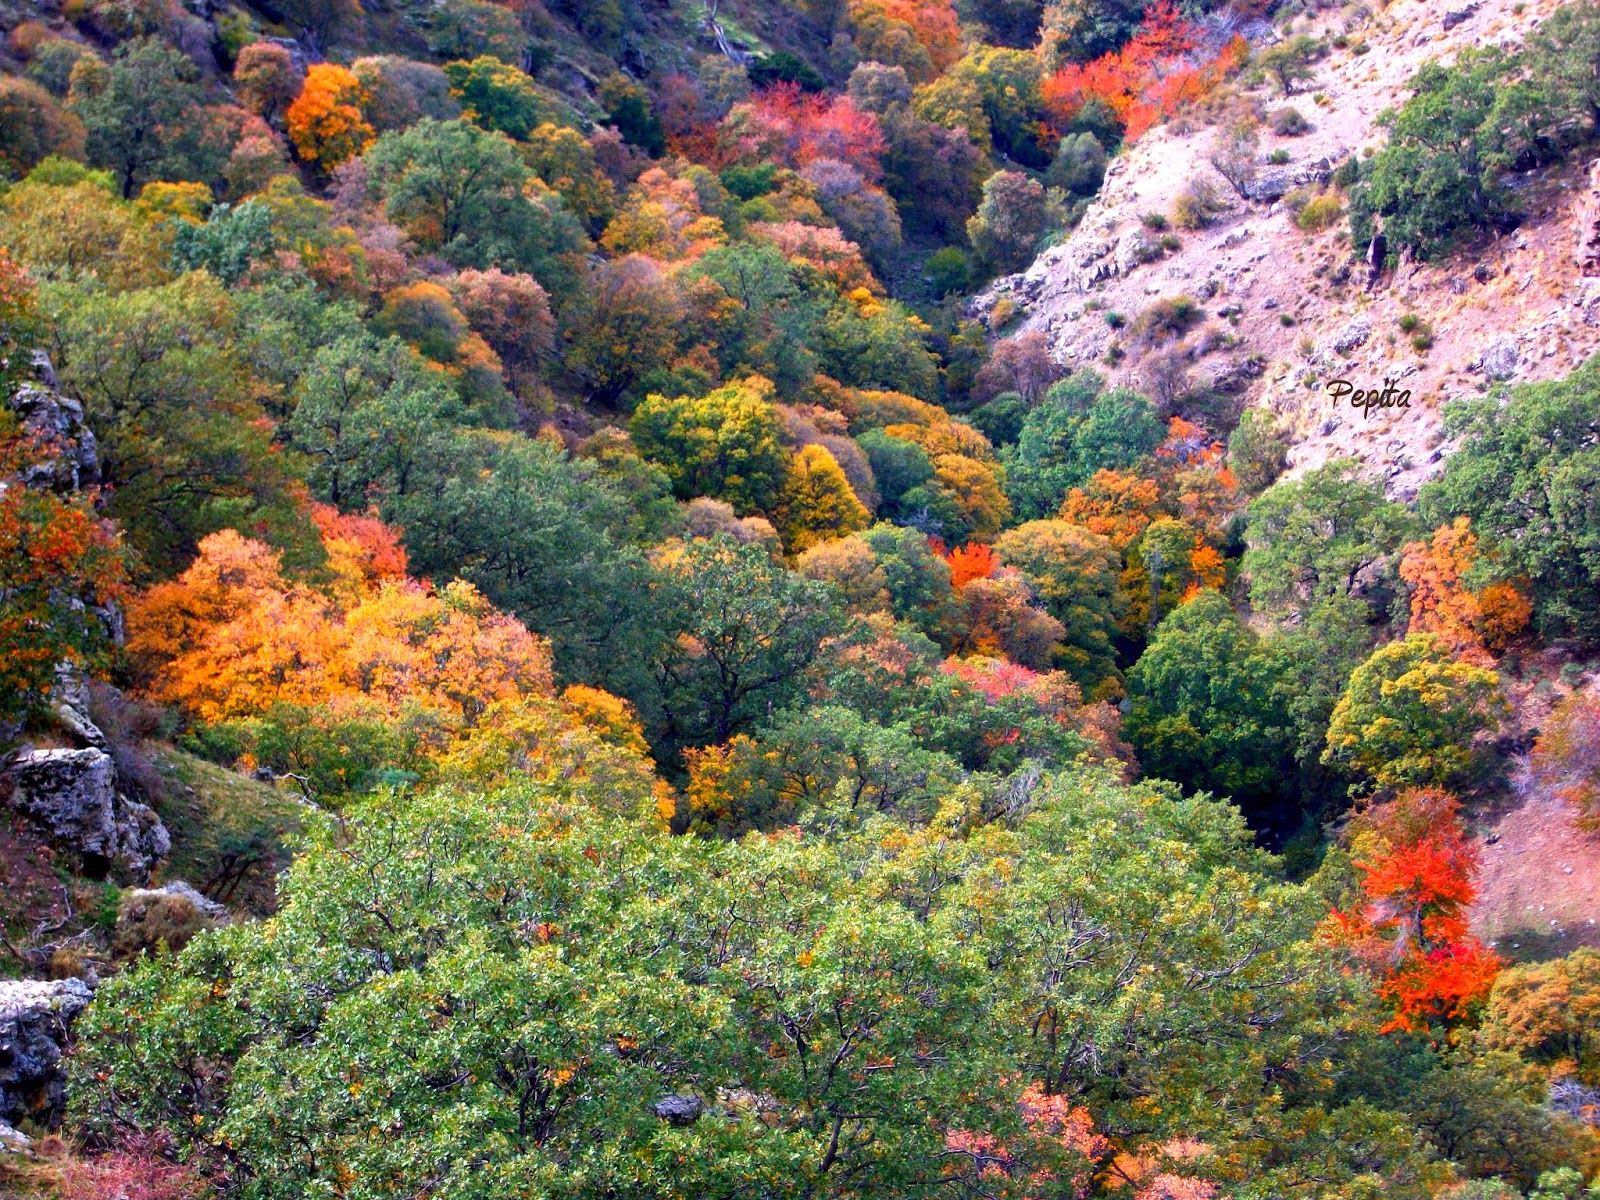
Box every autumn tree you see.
[445,267,554,397]
[0,76,85,177]
[1323,633,1508,796]
[521,121,617,232]
[773,443,870,552]
[1332,787,1501,1031]
[286,63,374,169]
[630,378,791,515]
[560,254,683,406]
[1399,517,1531,661]
[994,519,1123,693]
[233,42,301,126]
[1527,689,1600,830]
[0,418,128,727]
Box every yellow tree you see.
[773,444,870,552]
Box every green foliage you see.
[69,37,204,200]
[1243,460,1417,627]
[45,272,314,577]
[363,118,589,293]
[1348,45,1576,260]
[444,57,554,141]
[968,169,1065,274]
[1420,355,1600,641]
[653,535,846,749]
[167,200,275,285]
[599,72,665,156]
[1125,590,1296,820]
[630,379,791,515]
[1228,406,1290,494]
[1322,633,1508,794]
[1005,374,1163,519]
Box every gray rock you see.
[1442,3,1479,29]
[125,881,231,926]
[1329,316,1372,354]
[1480,336,1522,380]
[9,355,98,496]
[1114,228,1160,274]
[1244,166,1296,203]
[653,1094,704,1125]
[0,978,92,1133]
[1575,159,1600,275]
[4,748,169,880]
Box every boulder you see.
[9,354,98,496]
[1575,158,1600,275]
[1245,166,1296,203]
[652,1094,704,1125]
[4,748,169,880]
[0,978,92,1134]
[1479,335,1522,381]
[1328,316,1372,355]
[123,881,231,928]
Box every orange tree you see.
[1329,788,1501,1032]
[0,423,128,727]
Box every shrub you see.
[1295,192,1343,231]
[1170,177,1227,229]
[1270,106,1311,136]
[1130,294,1201,343]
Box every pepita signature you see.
[1327,377,1413,420]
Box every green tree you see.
[1006,376,1162,519]
[70,37,203,199]
[630,379,791,515]
[363,118,589,293]
[1322,633,1508,795]
[599,72,665,156]
[1124,590,1296,820]
[860,521,956,640]
[444,56,552,141]
[653,535,847,749]
[1419,355,1600,640]
[45,272,312,576]
[994,519,1123,693]
[1243,460,1417,627]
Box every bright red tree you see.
[1329,788,1501,1031]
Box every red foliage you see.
[1041,5,1246,144]
[729,85,886,180]
[1329,788,1501,1032]
[945,540,999,589]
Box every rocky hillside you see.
[977,0,1595,500]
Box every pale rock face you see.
[3,748,170,881]
[0,977,93,1134]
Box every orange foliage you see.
[1059,469,1162,549]
[725,84,886,179]
[285,64,373,168]
[1529,690,1600,830]
[1328,788,1500,1031]
[943,1080,1108,1198]
[1399,517,1532,662]
[0,421,128,721]
[127,523,551,729]
[945,540,999,589]
[850,0,962,76]
[1041,4,1245,144]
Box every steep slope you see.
[977,0,1594,499]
